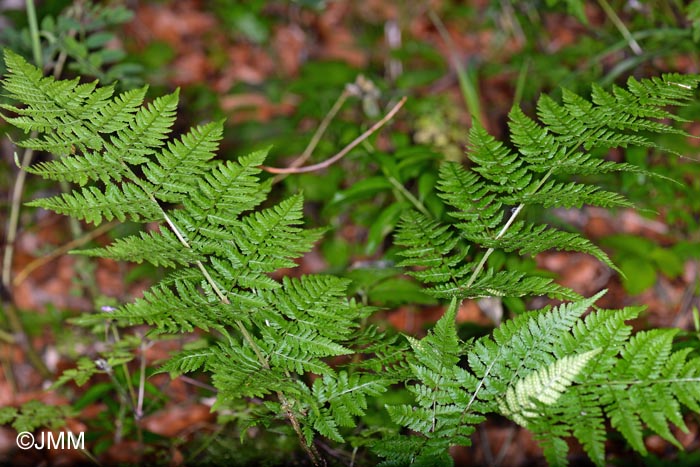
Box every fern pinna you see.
[3,48,700,466]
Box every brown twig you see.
[272,88,351,184]
[261,96,407,175]
[1,8,75,382]
[13,220,117,287]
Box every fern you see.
[385,72,700,465]
[396,73,700,301]
[380,293,700,466]
[0,49,393,463]
[5,48,700,467]
[0,401,73,433]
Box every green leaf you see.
[365,202,409,254]
[619,256,657,295]
[328,176,392,209]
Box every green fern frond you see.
[397,72,699,303]
[312,371,390,428]
[23,150,125,185]
[0,401,73,434]
[469,293,603,405]
[376,299,484,464]
[520,307,700,466]
[395,210,470,284]
[159,347,216,376]
[90,85,148,134]
[505,179,632,209]
[108,279,235,333]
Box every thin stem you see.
[1,149,52,379]
[262,97,407,174]
[513,58,530,108]
[280,388,324,466]
[0,301,50,379]
[136,338,147,420]
[464,168,554,289]
[272,89,350,184]
[110,325,138,412]
[13,221,117,286]
[25,0,42,69]
[428,10,484,128]
[597,0,643,55]
[155,197,323,465]
[386,176,431,218]
[0,328,16,344]
[179,375,217,392]
[3,149,34,289]
[1,350,18,393]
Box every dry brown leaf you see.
[141,404,213,438]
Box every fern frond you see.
[174,150,271,240]
[109,279,243,333]
[376,299,484,464]
[1,50,106,152]
[7,48,700,467]
[23,150,125,185]
[474,220,616,270]
[505,179,633,209]
[103,89,178,165]
[519,305,700,465]
[397,72,699,303]
[159,347,215,376]
[91,85,148,134]
[312,371,390,428]
[395,210,470,284]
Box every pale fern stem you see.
[272,88,350,184]
[464,167,555,289]
[137,338,147,420]
[25,0,42,69]
[464,349,501,414]
[597,0,643,56]
[262,96,406,174]
[156,200,324,466]
[386,175,432,218]
[109,324,140,417]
